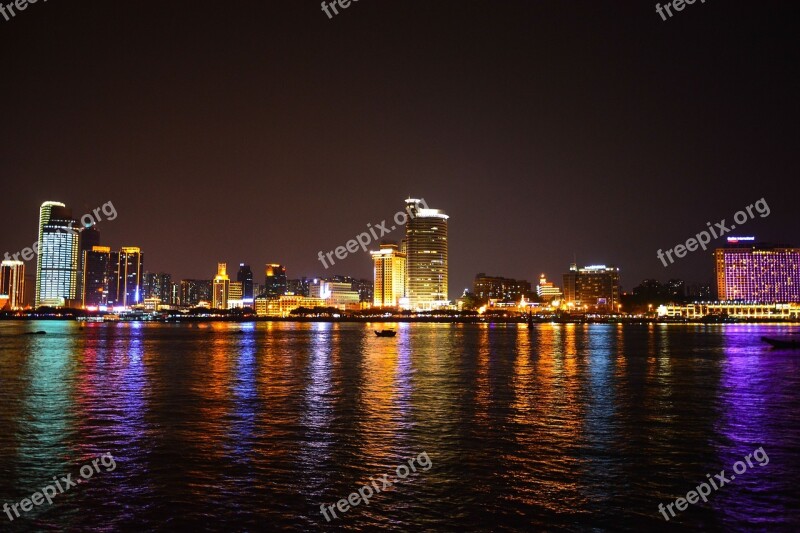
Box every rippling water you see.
[1,321,799,531]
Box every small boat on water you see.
[375,329,397,337]
[761,336,800,349]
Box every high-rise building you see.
[536,274,562,302]
[76,224,100,303]
[715,238,800,303]
[473,273,531,303]
[287,277,311,297]
[0,260,25,310]
[213,263,230,310]
[404,198,449,309]
[142,272,174,304]
[563,264,621,310]
[309,279,360,309]
[237,264,254,304]
[228,281,244,308]
[371,243,406,307]
[180,279,213,307]
[110,247,144,308]
[82,246,111,308]
[264,264,287,297]
[36,203,80,308]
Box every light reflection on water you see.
[0,321,798,531]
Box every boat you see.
[374,329,397,337]
[761,336,800,349]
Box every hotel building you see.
[563,264,621,310]
[404,198,449,309]
[0,260,25,310]
[715,238,800,303]
[212,263,230,310]
[371,242,406,308]
[36,202,80,308]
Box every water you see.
[1,322,799,531]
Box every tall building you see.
[82,246,111,308]
[142,272,173,304]
[228,281,244,308]
[180,279,212,307]
[287,277,311,297]
[264,264,287,297]
[76,224,100,303]
[404,198,449,309]
[473,273,531,303]
[0,260,25,310]
[111,247,144,308]
[536,274,563,302]
[237,264,254,304]
[715,238,800,303]
[563,264,621,310]
[371,243,406,307]
[36,203,80,308]
[212,263,230,310]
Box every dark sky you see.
[1,1,797,296]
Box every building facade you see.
[212,263,230,310]
[563,264,621,310]
[473,273,531,303]
[180,279,212,307]
[0,260,25,310]
[715,239,800,303]
[36,203,80,308]
[404,198,449,309]
[82,246,111,308]
[371,243,406,307]
[264,264,287,297]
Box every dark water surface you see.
[1,322,799,531]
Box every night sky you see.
[2,1,797,296]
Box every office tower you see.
[180,279,213,307]
[264,264,287,297]
[237,264,254,304]
[715,238,800,303]
[36,203,80,308]
[76,224,100,302]
[82,246,111,308]
[371,242,406,307]
[473,273,531,303]
[404,198,449,309]
[0,260,25,309]
[213,263,230,310]
[108,247,144,308]
[142,272,173,303]
[228,281,244,308]
[536,274,563,302]
[563,264,621,310]
[287,277,311,297]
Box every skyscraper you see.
[112,247,144,308]
[404,198,449,309]
[237,264,254,304]
[82,246,111,308]
[76,224,100,303]
[36,202,80,308]
[180,279,213,307]
[371,242,406,307]
[0,260,25,310]
[213,263,230,310]
[264,264,287,297]
[563,264,621,310]
[715,238,800,303]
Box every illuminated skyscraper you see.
[180,279,213,307]
[264,264,287,297]
[404,198,449,309]
[36,203,80,308]
[371,243,406,307]
[563,264,621,310]
[82,246,111,308]
[112,247,144,308]
[715,238,800,303]
[213,263,230,310]
[0,260,25,310]
[237,264,254,304]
